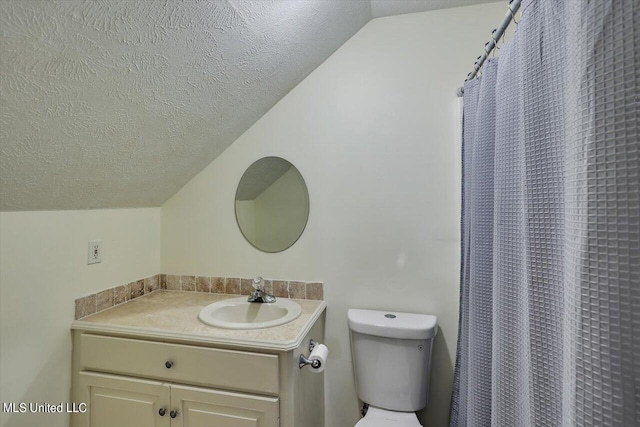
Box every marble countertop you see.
[71,290,326,351]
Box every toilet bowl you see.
[354,406,422,427]
[348,308,437,427]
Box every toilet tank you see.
[348,309,438,412]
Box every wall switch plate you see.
[88,240,102,265]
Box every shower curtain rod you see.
[456,0,521,97]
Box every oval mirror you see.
[235,157,309,253]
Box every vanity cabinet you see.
[71,307,325,427]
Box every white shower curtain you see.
[450,1,639,426]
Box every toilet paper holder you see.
[298,339,321,369]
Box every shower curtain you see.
[450,1,638,426]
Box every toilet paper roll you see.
[307,344,329,373]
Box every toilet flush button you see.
[384,314,396,319]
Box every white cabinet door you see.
[78,372,171,427]
[171,384,279,427]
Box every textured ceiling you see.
[0,0,498,211]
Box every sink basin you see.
[198,297,302,329]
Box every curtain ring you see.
[508,3,519,25]
[475,59,483,77]
[491,29,500,50]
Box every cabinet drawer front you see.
[80,334,279,395]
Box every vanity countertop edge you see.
[71,290,327,352]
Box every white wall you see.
[0,208,160,427]
[162,3,503,426]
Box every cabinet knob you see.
[170,410,178,419]
[158,408,166,416]
[165,361,173,369]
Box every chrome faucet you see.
[247,276,276,303]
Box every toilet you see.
[348,308,438,427]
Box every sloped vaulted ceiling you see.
[0,0,497,211]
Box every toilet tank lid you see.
[348,309,438,340]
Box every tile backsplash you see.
[75,274,323,319]
[75,274,159,320]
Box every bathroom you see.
[1,1,637,427]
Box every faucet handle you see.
[252,276,264,291]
